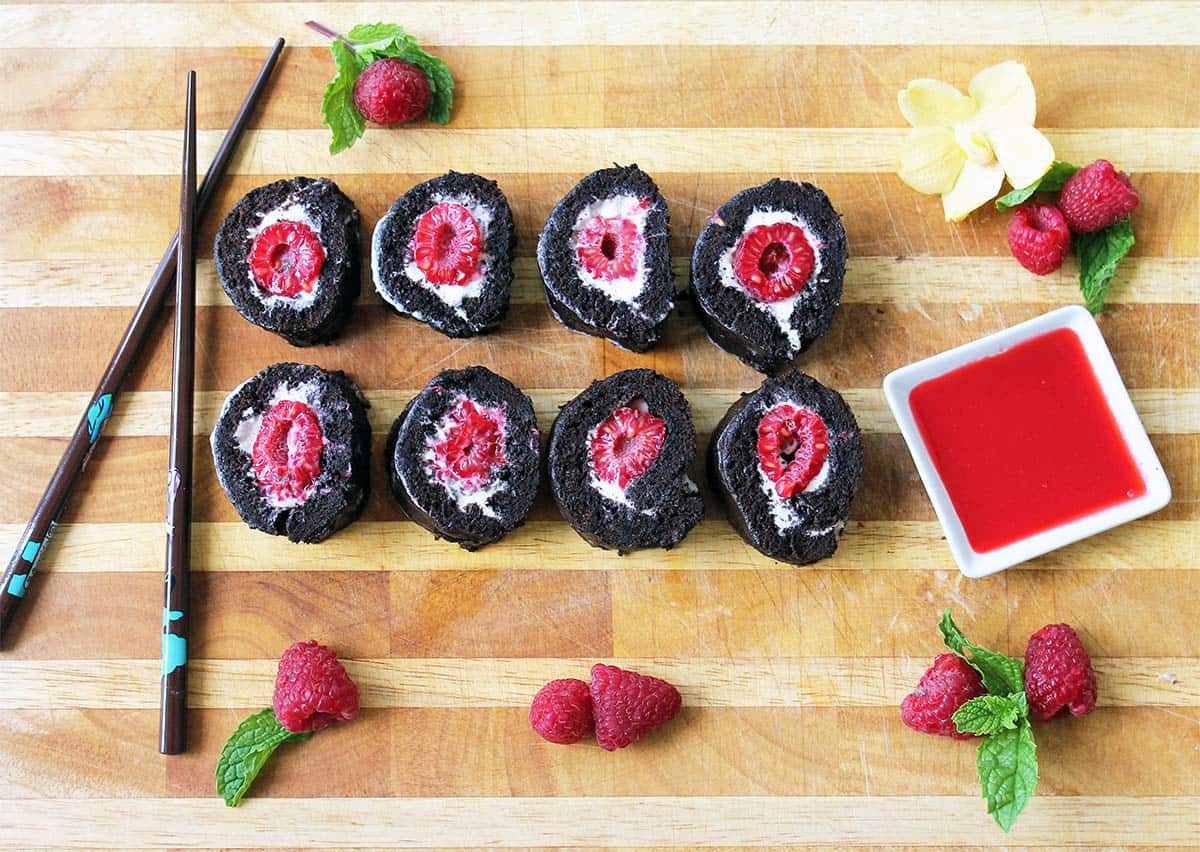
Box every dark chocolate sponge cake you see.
[710,370,862,564]
[214,177,361,346]
[386,366,540,550]
[372,172,516,338]
[211,363,371,543]
[537,165,673,352]
[691,179,847,373]
[549,369,703,552]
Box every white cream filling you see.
[755,397,835,534]
[422,394,508,520]
[245,202,324,311]
[231,379,329,509]
[570,195,654,312]
[716,209,826,351]
[373,195,495,321]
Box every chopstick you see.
[160,71,197,756]
[0,37,285,647]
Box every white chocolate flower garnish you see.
[897,61,1055,222]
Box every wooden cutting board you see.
[1,2,1198,847]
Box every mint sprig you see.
[939,610,1025,696]
[995,160,1080,210]
[319,22,455,154]
[976,716,1038,832]
[215,708,310,807]
[953,692,1026,736]
[1077,218,1135,314]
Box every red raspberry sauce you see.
[909,327,1145,553]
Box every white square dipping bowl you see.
[883,304,1171,578]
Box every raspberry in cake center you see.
[251,399,324,504]
[589,401,666,490]
[733,222,815,303]
[757,403,828,498]
[428,398,507,492]
[413,202,482,285]
[572,195,650,286]
[247,221,326,297]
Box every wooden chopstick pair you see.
[0,39,285,754]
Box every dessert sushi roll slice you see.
[691,179,847,373]
[372,172,516,338]
[214,177,361,346]
[211,363,371,543]
[537,165,673,352]
[386,366,540,550]
[549,369,703,552]
[710,370,862,564]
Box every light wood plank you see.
[1,656,1195,710]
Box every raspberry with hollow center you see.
[413,203,482,285]
[1024,623,1097,721]
[757,403,828,498]
[1007,203,1071,276]
[247,221,326,297]
[251,400,324,504]
[575,205,648,281]
[900,653,987,739]
[429,398,506,491]
[732,221,815,303]
[589,403,666,489]
[352,57,432,126]
[273,640,360,734]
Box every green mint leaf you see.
[215,708,310,807]
[953,692,1027,736]
[939,610,1026,696]
[346,22,417,54]
[390,44,455,125]
[976,716,1038,832]
[322,37,367,155]
[995,160,1080,210]
[1077,218,1135,314]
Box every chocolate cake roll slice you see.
[387,366,540,550]
[710,370,862,564]
[211,363,371,543]
[549,369,703,552]
[691,179,847,373]
[214,177,361,346]
[372,172,516,338]
[537,165,673,352]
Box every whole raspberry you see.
[352,57,431,126]
[529,678,594,744]
[1007,203,1072,275]
[1057,159,1140,234]
[590,663,681,751]
[901,653,987,739]
[1024,623,1097,721]
[273,640,360,734]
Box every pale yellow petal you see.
[941,160,1005,222]
[987,124,1055,190]
[969,60,1036,126]
[898,78,977,128]
[898,127,967,194]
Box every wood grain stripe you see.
[0,387,1194,441]
[1,128,1196,177]
[3,519,1194,574]
[1,657,1194,710]
[2,257,1197,308]
[5,2,1200,47]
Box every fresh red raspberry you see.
[1024,623,1097,721]
[590,663,681,751]
[1007,203,1072,275]
[252,400,324,504]
[757,404,828,498]
[588,404,666,489]
[1057,159,1140,234]
[413,202,482,285]
[732,221,815,303]
[428,398,506,490]
[575,202,648,281]
[529,678,594,744]
[273,640,360,733]
[352,57,431,126]
[901,653,987,739]
[247,221,326,297]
